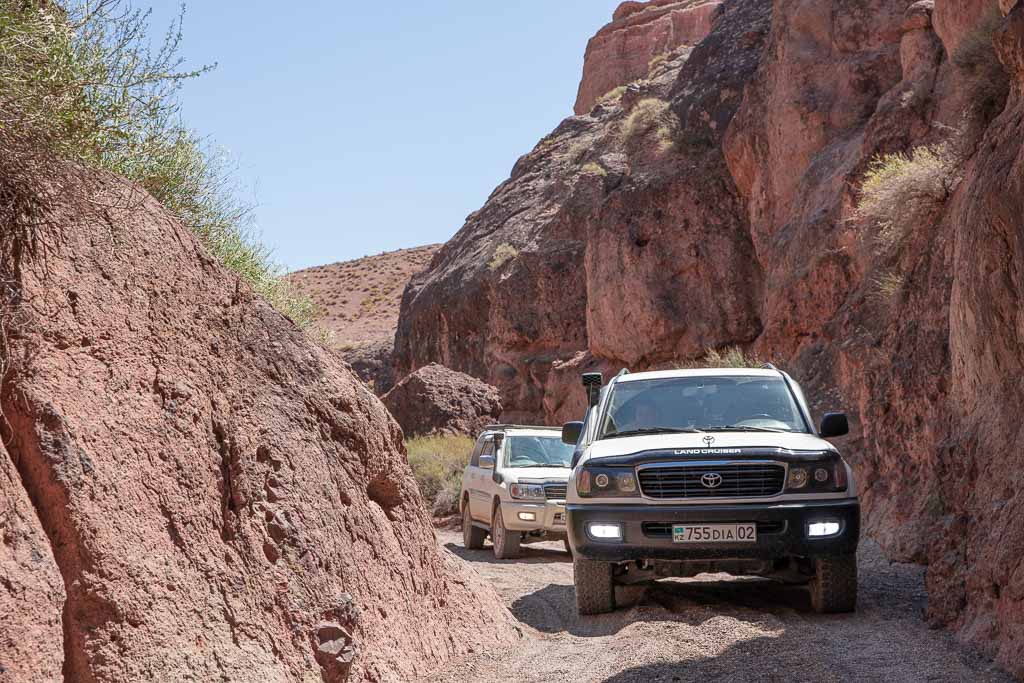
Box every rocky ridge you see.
[0,178,517,681]
[395,0,1024,674]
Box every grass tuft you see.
[407,435,474,516]
[621,98,678,154]
[488,243,518,271]
[595,85,627,107]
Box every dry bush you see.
[674,347,765,369]
[855,144,959,251]
[406,435,474,516]
[488,243,518,271]
[580,161,607,177]
[648,52,669,72]
[621,98,678,153]
[595,85,626,107]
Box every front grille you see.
[544,482,568,500]
[641,520,787,538]
[637,462,786,499]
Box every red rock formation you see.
[574,0,722,114]
[0,443,65,681]
[396,0,1024,674]
[0,176,517,680]
[383,363,502,437]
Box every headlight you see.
[576,466,640,498]
[786,458,848,493]
[509,483,545,500]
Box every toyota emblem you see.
[702,434,715,447]
[701,472,723,488]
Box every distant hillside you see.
[289,244,441,391]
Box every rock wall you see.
[0,177,518,681]
[396,0,1024,674]
[574,0,723,114]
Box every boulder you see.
[383,364,502,437]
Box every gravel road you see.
[425,531,1013,682]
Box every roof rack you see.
[481,424,560,432]
[762,363,779,371]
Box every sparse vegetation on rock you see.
[856,144,959,249]
[488,242,519,270]
[0,0,314,327]
[621,97,678,152]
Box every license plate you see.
[672,523,757,543]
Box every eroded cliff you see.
[395,0,1024,673]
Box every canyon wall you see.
[396,0,1024,674]
[574,0,723,114]
[0,176,518,681]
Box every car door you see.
[469,435,496,522]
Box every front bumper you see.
[501,499,568,533]
[567,498,859,562]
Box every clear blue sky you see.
[147,1,621,271]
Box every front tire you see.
[574,557,615,614]
[492,505,521,559]
[809,553,858,613]
[462,502,486,550]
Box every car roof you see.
[482,424,561,435]
[616,368,783,382]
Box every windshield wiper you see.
[703,425,793,433]
[602,427,705,439]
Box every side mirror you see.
[562,421,583,445]
[819,412,849,438]
[478,454,495,469]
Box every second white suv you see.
[460,425,574,559]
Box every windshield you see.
[600,375,810,437]
[504,435,574,468]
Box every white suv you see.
[460,425,574,559]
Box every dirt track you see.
[424,531,1013,682]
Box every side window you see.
[480,437,496,458]
[469,436,485,467]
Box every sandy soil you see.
[425,531,1013,682]
[288,244,439,348]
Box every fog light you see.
[587,522,623,540]
[518,512,536,522]
[808,521,841,537]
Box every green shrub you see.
[407,435,474,516]
[855,144,958,250]
[620,97,678,153]
[0,1,315,329]
[488,243,518,271]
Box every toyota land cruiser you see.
[460,424,574,559]
[562,367,859,615]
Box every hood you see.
[585,431,837,461]
[502,466,571,482]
